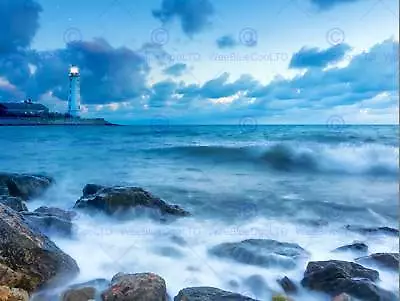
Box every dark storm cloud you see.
[216,35,237,49]
[40,39,150,104]
[289,44,351,69]
[0,39,150,104]
[152,0,214,36]
[163,63,188,76]
[310,0,360,10]
[0,0,42,54]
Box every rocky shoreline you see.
[0,172,398,301]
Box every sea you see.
[0,125,398,300]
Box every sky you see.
[0,0,398,124]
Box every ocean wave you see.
[149,142,399,175]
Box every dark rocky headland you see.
[0,172,398,301]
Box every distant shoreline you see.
[0,124,120,126]
[0,117,119,126]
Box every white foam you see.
[46,212,398,300]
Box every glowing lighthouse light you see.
[70,66,79,75]
[68,65,81,117]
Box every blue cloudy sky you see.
[0,0,398,124]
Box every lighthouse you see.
[68,65,81,117]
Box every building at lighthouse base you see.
[0,101,115,126]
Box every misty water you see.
[1,125,398,300]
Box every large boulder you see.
[356,253,399,271]
[74,185,190,218]
[0,196,27,212]
[101,273,167,301]
[301,260,396,301]
[209,239,308,269]
[174,287,258,301]
[0,203,79,293]
[21,211,73,237]
[345,225,399,237]
[0,173,54,200]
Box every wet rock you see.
[301,260,396,301]
[0,286,29,301]
[82,184,105,197]
[21,211,73,237]
[0,203,79,292]
[0,173,54,200]
[332,241,368,255]
[174,287,258,301]
[356,253,399,271]
[301,259,378,283]
[209,239,308,269]
[0,196,27,212]
[277,276,297,294]
[345,225,399,237]
[74,185,190,218]
[102,272,167,301]
[33,206,76,220]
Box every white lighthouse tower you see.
[68,65,81,117]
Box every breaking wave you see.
[149,142,399,175]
